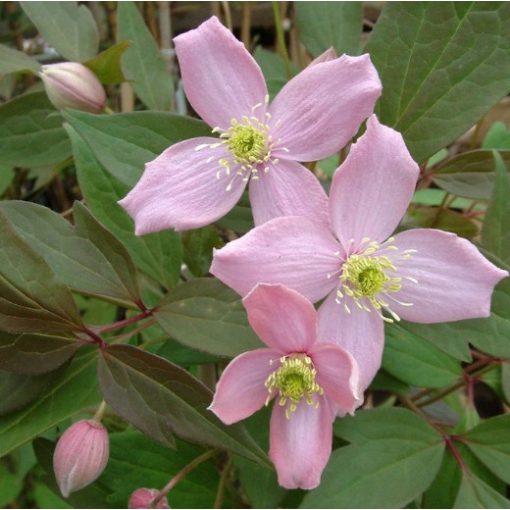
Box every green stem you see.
[93,400,107,423]
[272,2,292,80]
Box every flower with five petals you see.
[211,115,509,391]
[119,16,382,233]
[209,283,360,490]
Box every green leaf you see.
[383,322,462,388]
[482,152,510,265]
[403,206,478,239]
[0,166,14,197]
[0,92,71,168]
[154,278,262,358]
[84,41,131,85]
[0,369,60,416]
[501,362,510,404]
[216,192,254,234]
[32,483,73,509]
[295,2,363,56]
[182,226,223,277]
[448,278,510,359]
[68,125,182,288]
[20,1,99,62]
[424,442,506,508]
[389,320,472,362]
[73,201,143,306]
[432,150,510,200]
[0,200,142,308]
[302,432,444,508]
[0,463,23,508]
[253,48,297,99]
[334,407,441,444]
[0,44,41,74]
[367,3,510,163]
[62,109,209,186]
[0,349,99,457]
[0,332,79,375]
[117,1,173,111]
[464,415,510,484]
[454,473,510,508]
[97,344,270,467]
[482,122,510,150]
[0,210,83,334]
[101,431,220,508]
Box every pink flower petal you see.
[310,343,361,415]
[209,348,279,425]
[269,54,381,162]
[174,16,267,129]
[119,138,246,233]
[248,159,329,226]
[329,115,420,248]
[210,216,340,301]
[389,229,509,323]
[317,291,384,392]
[243,284,317,353]
[270,398,334,490]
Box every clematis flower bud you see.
[39,62,106,113]
[53,419,109,497]
[128,488,170,509]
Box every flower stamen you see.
[265,354,323,419]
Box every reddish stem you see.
[95,309,153,334]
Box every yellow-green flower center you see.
[265,355,323,418]
[342,254,400,299]
[227,123,267,164]
[333,238,418,322]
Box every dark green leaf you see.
[296,2,363,56]
[0,349,99,457]
[182,226,223,277]
[0,200,142,308]
[432,150,510,200]
[117,1,173,110]
[389,320,472,362]
[20,1,99,62]
[97,344,269,467]
[0,92,70,168]
[101,431,219,508]
[0,369,60,416]
[501,362,510,404]
[482,122,510,150]
[454,473,510,508]
[0,44,41,74]
[0,166,14,196]
[63,109,209,186]
[367,3,510,163]
[334,407,441,444]
[482,151,510,265]
[402,206,478,239]
[0,210,83,334]
[383,322,463,388]
[0,332,79,375]
[216,192,254,234]
[73,201,142,306]
[154,278,262,357]
[84,41,131,85]
[302,437,444,508]
[68,125,182,288]
[464,415,510,484]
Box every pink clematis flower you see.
[211,115,509,391]
[209,283,360,490]
[119,16,382,233]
